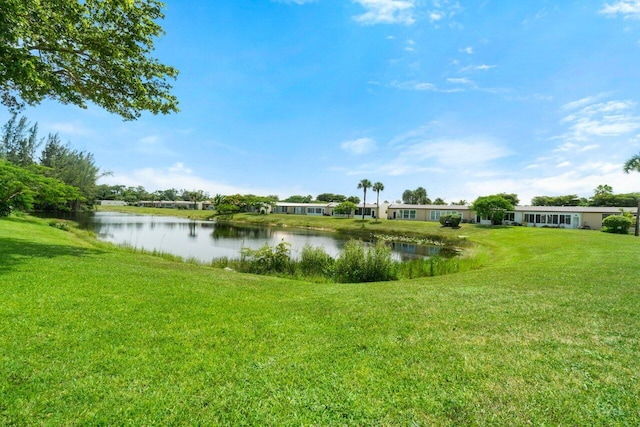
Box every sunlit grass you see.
[1,214,639,425]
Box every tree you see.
[623,152,640,236]
[470,195,514,225]
[532,195,586,206]
[402,189,415,204]
[40,134,106,209]
[496,192,519,206]
[402,187,430,204]
[283,195,313,203]
[0,159,81,216]
[346,196,360,204]
[1,114,40,166]
[1,0,178,120]
[372,182,384,222]
[317,193,346,203]
[334,201,356,217]
[357,179,372,220]
[414,187,429,204]
[433,197,446,205]
[594,184,614,198]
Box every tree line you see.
[1,114,105,216]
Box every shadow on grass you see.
[0,237,105,275]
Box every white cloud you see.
[390,80,437,91]
[429,11,444,21]
[353,0,416,25]
[460,46,474,54]
[558,98,640,143]
[460,64,497,72]
[447,77,473,84]
[379,136,511,178]
[341,137,377,155]
[600,0,640,18]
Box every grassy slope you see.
[1,214,639,425]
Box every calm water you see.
[63,212,447,263]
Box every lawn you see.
[1,213,639,425]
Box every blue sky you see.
[5,0,640,204]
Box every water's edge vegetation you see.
[3,210,639,425]
[93,206,480,282]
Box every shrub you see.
[333,240,395,283]
[439,214,462,228]
[299,244,334,276]
[602,215,633,234]
[240,240,293,274]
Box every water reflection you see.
[52,212,451,263]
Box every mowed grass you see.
[1,214,639,425]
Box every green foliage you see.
[0,114,40,166]
[334,201,356,217]
[496,192,520,206]
[4,216,640,425]
[624,152,640,173]
[357,179,372,219]
[432,197,447,205]
[531,194,586,206]
[346,195,360,204]
[1,0,178,119]
[316,193,346,202]
[283,194,313,203]
[40,134,104,209]
[470,195,514,225]
[333,240,396,283]
[299,244,334,277]
[439,214,462,227]
[0,160,82,216]
[240,241,293,274]
[402,187,430,204]
[589,192,640,207]
[602,214,633,234]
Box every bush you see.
[602,215,633,234]
[333,240,396,283]
[240,240,293,274]
[299,244,334,277]
[439,214,462,228]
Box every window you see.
[430,210,462,221]
[399,209,416,219]
[307,207,324,215]
[355,208,372,216]
[504,212,515,222]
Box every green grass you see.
[1,213,639,425]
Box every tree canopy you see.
[624,153,640,174]
[402,187,430,204]
[470,195,514,225]
[1,0,178,120]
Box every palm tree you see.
[623,152,640,173]
[623,152,640,236]
[357,179,372,220]
[372,182,384,222]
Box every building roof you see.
[388,204,470,210]
[515,206,637,213]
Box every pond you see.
[57,212,453,264]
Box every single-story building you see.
[387,204,473,222]
[98,200,127,206]
[386,203,636,231]
[510,206,637,230]
[137,200,205,210]
[274,202,389,219]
